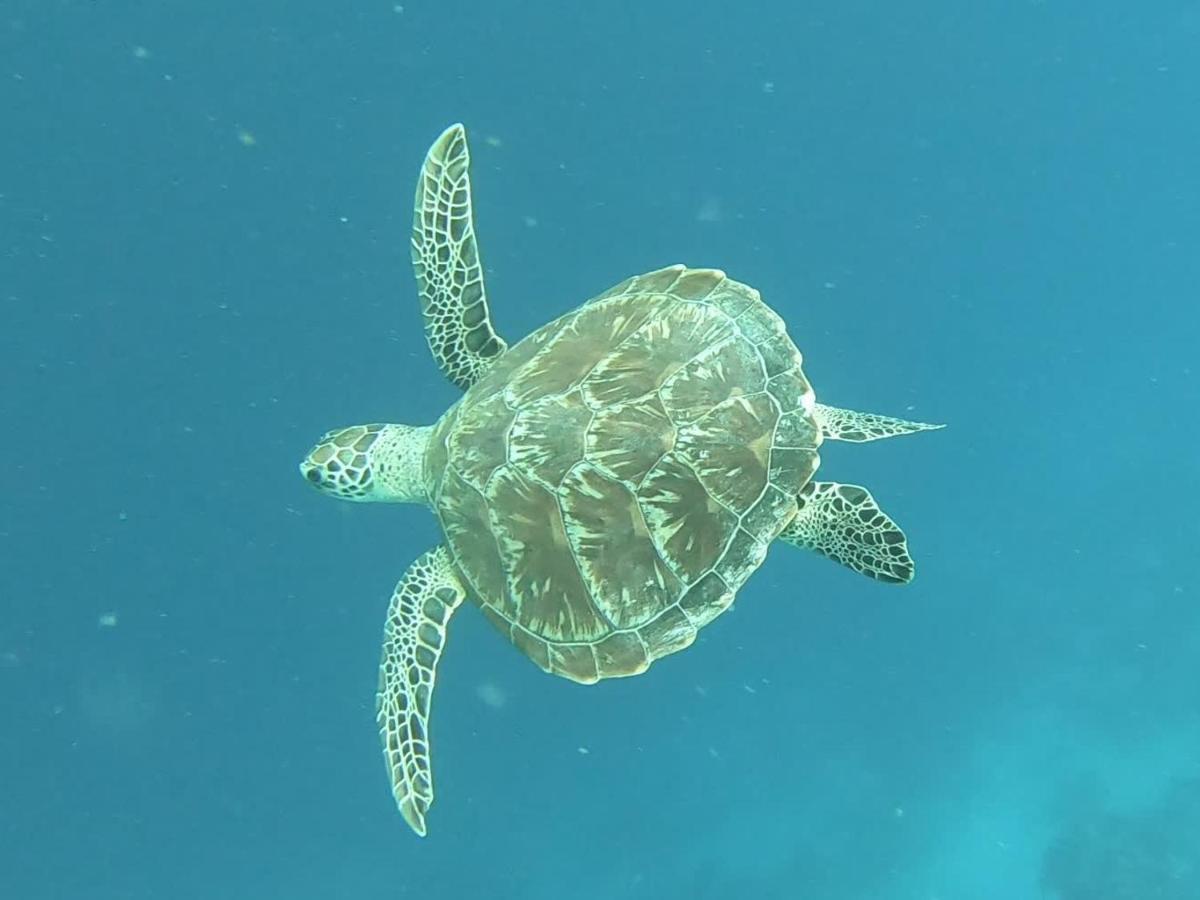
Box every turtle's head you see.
[299,423,432,504]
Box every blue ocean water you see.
[2,1,1198,897]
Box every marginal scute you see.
[774,408,821,449]
[741,484,796,542]
[636,604,697,660]
[715,527,769,591]
[593,630,650,677]
[766,368,812,413]
[670,267,726,303]
[757,332,801,378]
[732,303,781,344]
[709,278,759,319]
[679,571,734,628]
[507,622,551,673]
[547,643,599,684]
[585,273,637,304]
[768,446,820,496]
[626,265,686,295]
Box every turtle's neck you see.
[368,423,433,504]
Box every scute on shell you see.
[428,266,820,681]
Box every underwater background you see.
[2,1,1198,898]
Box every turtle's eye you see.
[305,467,323,485]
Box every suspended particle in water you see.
[474,681,508,709]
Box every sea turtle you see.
[299,124,942,837]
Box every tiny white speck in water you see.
[696,196,722,223]
[98,612,119,628]
[475,681,508,709]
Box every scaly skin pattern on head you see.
[299,423,432,504]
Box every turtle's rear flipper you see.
[377,545,467,837]
[779,482,915,584]
[813,403,943,442]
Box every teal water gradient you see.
[2,2,1197,898]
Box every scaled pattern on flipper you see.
[780,481,915,583]
[376,545,465,838]
[814,402,943,442]
[411,123,506,391]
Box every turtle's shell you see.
[423,266,821,683]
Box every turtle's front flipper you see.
[779,482,915,584]
[412,123,507,391]
[813,402,943,442]
[377,545,467,837]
